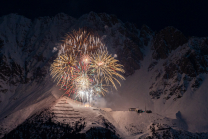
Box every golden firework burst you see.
[50,28,125,102]
[50,54,77,89]
[90,50,125,90]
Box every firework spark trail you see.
[50,28,125,103]
[60,28,105,57]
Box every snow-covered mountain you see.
[105,26,208,133]
[0,12,208,138]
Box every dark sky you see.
[1,0,208,37]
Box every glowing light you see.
[81,55,91,64]
[97,61,104,66]
[84,103,91,107]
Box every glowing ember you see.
[97,61,103,66]
[81,55,91,64]
[84,103,91,107]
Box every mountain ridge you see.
[0,12,208,137]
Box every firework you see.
[91,81,109,96]
[50,54,77,88]
[74,62,91,90]
[50,28,125,103]
[60,28,105,57]
[90,50,125,90]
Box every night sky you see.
[1,0,208,37]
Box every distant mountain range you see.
[0,12,208,137]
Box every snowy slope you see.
[1,97,208,139]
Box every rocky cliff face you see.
[0,13,75,88]
[149,26,208,101]
[0,13,76,115]
[152,26,188,60]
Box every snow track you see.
[51,97,83,124]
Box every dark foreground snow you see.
[1,108,120,139]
